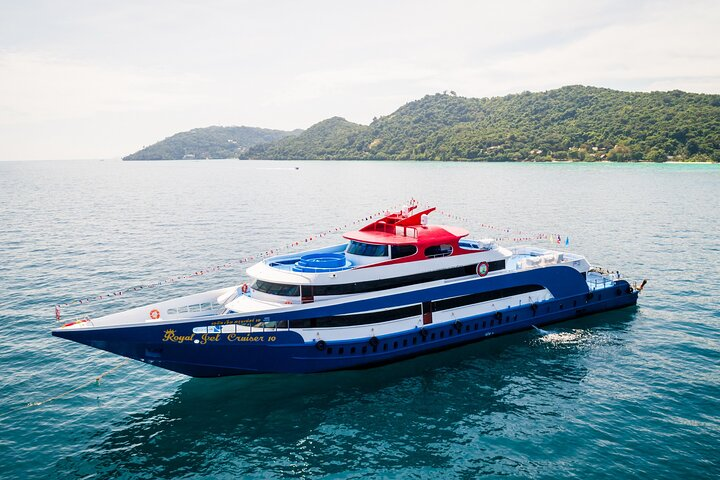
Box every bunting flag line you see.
[54,202,411,312]
[54,199,569,318]
[419,201,568,246]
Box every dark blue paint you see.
[53,280,637,377]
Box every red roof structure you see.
[343,206,472,266]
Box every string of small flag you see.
[54,203,409,314]
[54,199,570,319]
[422,202,569,246]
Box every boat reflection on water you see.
[56,309,637,478]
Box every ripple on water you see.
[0,160,718,479]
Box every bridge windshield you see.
[347,241,388,257]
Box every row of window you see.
[252,260,506,297]
[431,284,544,312]
[254,282,540,329]
[348,241,453,259]
[282,305,422,329]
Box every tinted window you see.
[251,280,300,296]
[347,241,388,257]
[425,244,453,258]
[391,245,417,259]
[288,304,422,328]
[310,264,478,296]
[254,260,506,298]
[489,259,506,271]
[432,285,544,312]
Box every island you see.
[124,86,720,163]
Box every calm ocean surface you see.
[0,159,718,479]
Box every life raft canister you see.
[476,261,489,277]
[149,309,161,320]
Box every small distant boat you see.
[53,206,640,377]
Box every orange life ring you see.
[149,309,161,320]
[477,262,489,277]
[241,283,249,294]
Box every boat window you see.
[287,304,422,328]
[251,279,300,296]
[347,241,388,257]
[432,285,544,312]
[391,245,417,259]
[490,259,506,271]
[252,260,507,298]
[424,244,453,258]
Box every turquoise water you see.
[0,160,718,479]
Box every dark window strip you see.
[432,284,544,312]
[252,279,300,296]
[489,259,506,271]
[310,261,505,296]
[287,304,422,328]
[255,259,506,297]
[261,284,543,330]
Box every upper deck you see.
[343,205,469,247]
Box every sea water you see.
[0,159,718,479]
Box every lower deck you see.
[54,277,639,377]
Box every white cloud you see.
[0,52,211,125]
[0,0,718,160]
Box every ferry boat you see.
[52,206,640,377]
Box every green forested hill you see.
[123,126,299,160]
[247,86,720,162]
[250,116,368,160]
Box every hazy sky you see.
[1,0,719,160]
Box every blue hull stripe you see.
[53,279,638,377]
